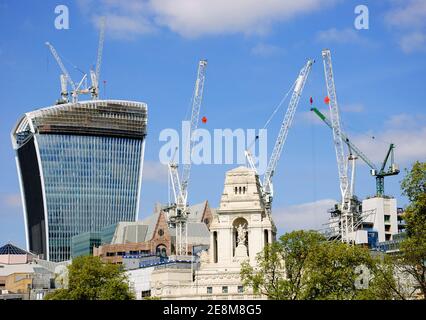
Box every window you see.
[222,286,228,294]
[213,232,218,263]
[106,252,115,257]
[238,286,244,293]
[158,229,164,236]
[243,187,246,194]
[117,251,125,256]
[234,187,238,194]
[141,290,151,298]
[384,215,391,223]
[129,250,139,255]
[207,287,213,294]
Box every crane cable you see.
[247,78,297,151]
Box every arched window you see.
[213,231,218,263]
[243,186,246,194]
[239,187,242,194]
[234,187,238,194]
[156,244,167,257]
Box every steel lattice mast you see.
[321,49,354,242]
[246,59,314,216]
[46,17,106,103]
[322,49,350,209]
[167,60,208,256]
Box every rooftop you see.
[0,243,29,256]
[11,99,148,148]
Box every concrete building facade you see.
[362,196,398,243]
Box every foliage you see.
[44,256,135,300]
[241,230,372,300]
[399,161,426,298]
[359,254,411,300]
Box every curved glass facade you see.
[11,100,147,262]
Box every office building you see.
[11,100,148,262]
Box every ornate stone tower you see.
[209,166,276,267]
[150,166,277,299]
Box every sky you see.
[0,0,425,249]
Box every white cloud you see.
[80,0,337,39]
[93,14,156,40]
[351,113,426,164]
[385,0,426,29]
[384,0,426,53]
[251,43,284,57]
[341,103,364,113]
[142,161,168,183]
[273,199,336,233]
[297,110,324,126]
[316,28,367,45]
[297,104,364,127]
[399,32,426,53]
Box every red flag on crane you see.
[310,97,313,105]
[202,116,207,124]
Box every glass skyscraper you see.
[11,100,148,262]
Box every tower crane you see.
[310,107,400,197]
[245,59,314,216]
[46,17,106,103]
[167,60,208,256]
[321,49,356,243]
[90,16,106,99]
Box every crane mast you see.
[263,59,314,205]
[46,17,106,103]
[45,41,77,103]
[246,59,314,216]
[322,49,350,211]
[168,60,208,256]
[180,60,208,202]
[90,17,106,99]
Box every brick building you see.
[94,201,212,264]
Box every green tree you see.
[362,254,414,300]
[241,230,373,300]
[44,256,135,300]
[399,161,426,298]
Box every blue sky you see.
[1,0,425,248]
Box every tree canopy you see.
[44,256,135,300]
[241,230,373,300]
[241,161,426,300]
[399,161,426,298]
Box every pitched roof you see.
[0,243,29,255]
[187,201,207,223]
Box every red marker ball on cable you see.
[324,96,330,104]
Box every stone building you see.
[150,166,276,299]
